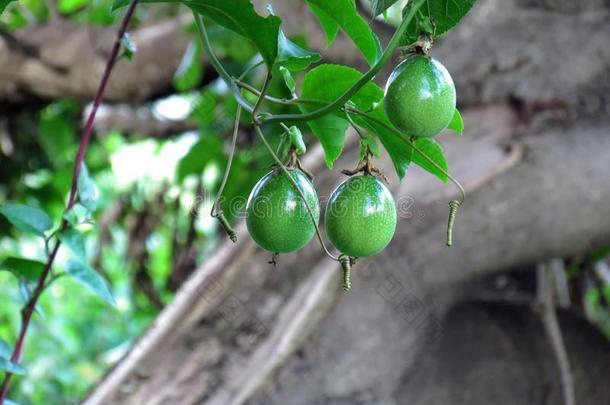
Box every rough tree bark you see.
[78,0,609,403]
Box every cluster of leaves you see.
[114,0,472,184]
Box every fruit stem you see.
[339,256,352,292]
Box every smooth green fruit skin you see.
[246,170,320,253]
[384,55,456,138]
[325,176,397,258]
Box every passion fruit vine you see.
[246,169,320,253]
[325,175,397,258]
[384,54,456,138]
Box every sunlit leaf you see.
[306,0,381,66]
[64,259,115,305]
[447,108,464,134]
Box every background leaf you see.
[0,203,53,236]
[173,40,203,92]
[306,0,381,66]
[113,0,282,67]
[402,0,478,45]
[176,133,223,182]
[447,108,464,134]
[64,259,115,305]
[77,164,98,212]
[0,357,26,375]
[300,64,384,167]
[411,138,449,182]
[370,0,400,17]
[0,257,46,282]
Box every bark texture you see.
[81,0,610,403]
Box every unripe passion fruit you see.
[325,175,397,258]
[246,169,320,253]
[384,55,456,138]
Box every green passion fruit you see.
[246,169,320,253]
[384,55,456,138]
[325,175,397,258]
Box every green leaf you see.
[0,0,16,14]
[0,357,25,375]
[174,40,203,92]
[0,257,46,282]
[0,338,12,358]
[300,64,384,167]
[114,0,282,67]
[176,133,223,182]
[63,204,89,226]
[306,0,381,66]
[288,126,306,155]
[276,29,321,72]
[120,32,137,60]
[401,0,478,45]
[308,2,339,46]
[370,0,400,17]
[58,0,88,13]
[77,164,97,212]
[279,66,296,96]
[0,203,53,237]
[447,108,464,134]
[64,259,115,305]
[411,138,449,182]
[359,136,381,160]
[303,116,349,168]
[59,228,87,261]
[352,106,412,179]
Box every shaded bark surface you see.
[79,0,610,404]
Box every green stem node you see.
[215,211,237,243]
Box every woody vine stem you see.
[0,0,140,402]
